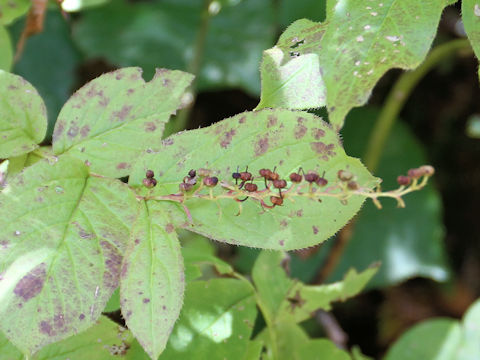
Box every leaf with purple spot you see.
[129,109,378,250]
[0,156,137,355]
[120,200,184,359]
[52,67,194,178]
[0,71,47,158]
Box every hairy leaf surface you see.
[120,200,184,360]
[0,71,47,158]
[0,157,137,355]
[130,109,377,250]
[52,67,193,178]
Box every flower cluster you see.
[141,164,436,215]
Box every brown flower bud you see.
[270,196,283,206]
[188,169,196,178]
[273,179,287,189]
[407,168,422,179]
[143,178,156,188]
[397,175,411,186]
[337,170,353,181]
[347,181,359,190]
[316,177,328,186]
[289,172,302,183]
[259,168,272,178]
[145,170,154,179]
[240,171,252,181]
[203,176,219,187]
[183,176,197,185]
[420,165,435,176]
[244,183,258,192]
[179,183,193,192]
[304,171,319,183]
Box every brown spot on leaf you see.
[310,142,336,159]
[80,125,90,138]
[79,314,85,320]
[101,241,123,289]
[220,129,236,148]
[134,238,140,245]
[238,116,246,124]
[254,136,269,156]
[279,240,285,246]
[165,223,174,233]
[267,115,277,127]
[164,138,174,146]
[53,121,65,142]
[143,298,150,304]
[144,122,156,132]
[287,290,306,312]
[112,105,133,122]
[39,321,54,336]
[116,162,130,170]
[294,124,307,139]
[116,73,124,80]
[280,219,288,228]
[67,122,79,138]
[296,209,303,217]
[14,263,46,301]
[313,226,319,235]
[312,128,325,139]
[54,314,65,329]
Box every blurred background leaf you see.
[72,0,275,95]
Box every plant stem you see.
[165,0,212,136]
[363,38,471,171]
[316,38,472,284]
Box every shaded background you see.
[4,0,480,357]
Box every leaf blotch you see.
[13,263,46,302]
[39,321,53,336]
[312,226,319,234]
[254,136,269,156]
[112,105,133,122]
[310,142,336,160]
[312,128,325,139]
[239,116,246,124]
[116,162,130,170]
[165,223,174,233]
[101,241,123,289]
[144,122,157,132]
[52,120,65,142]
[67,122,79,138]
[143,298,150,304]
[294,124,307,139]
[220,129,236,148]
[267,115,277,127]
[80,125,90,138]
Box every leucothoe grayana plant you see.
[1,0,479,359]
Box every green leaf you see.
[52,67,193,178]
[279,266,378,323]
[72,0,275,94]
[10,10,82,141]
[385,319,462,360]
[252,251,293,322]
[0,71,47,158]
[257,19,328,110]
[104,288,120,312]
[242,340,264,360]
[0,0,30,25]
[258,1,449,130]
[252,251,377,324]
[324,108,449,288]
[160,278,258,360]
[0,26,12,71]
[457,299,480,359]
[1,316,136,360]
[62,0,111,12]
[5,146,51,180]
[258,321,351,360]
[120,200,184,359]
[0,156,138,355]
[129,109,377,250]
[462,0,480,74]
